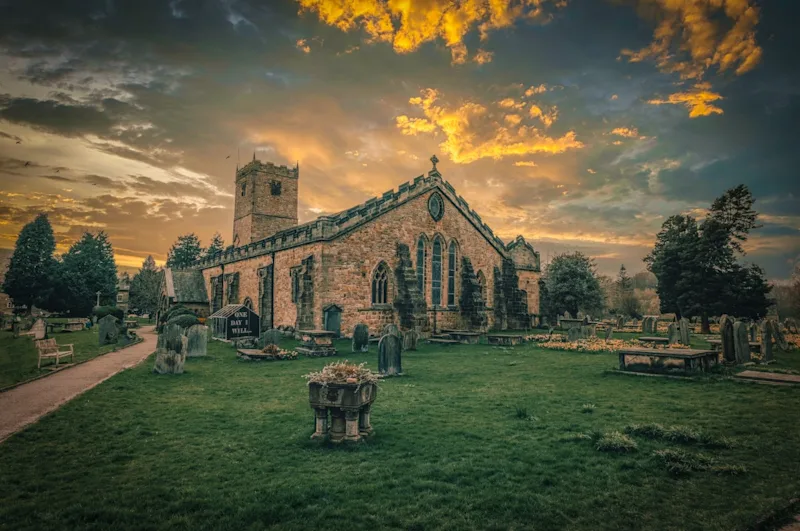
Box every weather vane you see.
[430,154,439,171]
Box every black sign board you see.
[210,304,260,340]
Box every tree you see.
[540,252,604,318]
[645,185,768,332]
[206,232,225,257]
[57,232,118,316]
[130,255,162,315]
[167,233,203,269]
[616,264,641,318]
[2,214,57,313]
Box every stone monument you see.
[98,315,119,346]
[185,324,208,357]
[352,323,369,353]
[378,333,402,376]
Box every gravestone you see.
[27,318,46,340]
[261,329,283,348]
[11,316,21,338]
[641,317,649,334]
[667,322,680,345]
[720,316,736,363]
[733,321,750,364]
[604,326,613,341]
[567,327,581,342]
[679,318,691,346]
[98,315,119,346]
[402,329,419,351]
[378,333,402,376]
[154,324,186,374]
[563,311,572,320]
[631,318,638,327]
[577,311,585,320]
[186,325,208,357]
[616,316,625,329]
[760,320,773,362]
[352,323,369,353]
[772,320,789,351]
[579,324,594,339]
[383,324,399,337]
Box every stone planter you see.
[308,382,378,443]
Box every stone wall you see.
[517,269,541,315]
[233,160,299,245]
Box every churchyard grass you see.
[1,338,799,530]
[0,327,117,389]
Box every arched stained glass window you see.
[447,241,457,307]
[372,263,389,305]
[432,237,443,306]
[416,236,426,298]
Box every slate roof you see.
[210,304,255,318]
[164,268,208,303]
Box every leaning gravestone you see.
[383,323,400,337]
[733,321,750,364]
[667,322,680,345]
[567,327,581,342]
[378,333,402,376]
[760,320,773,362]
[402,329,419,351]
[98,315,119,346]
[720,316,736,363]
[154,324,186,374]
[604,326,613,341]
[185,324,208,357]
[261,329,283,348]
[352,323,369,353]
[679,318,691,346]
[616,316,625,329]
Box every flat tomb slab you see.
[237,349,293,361]
[735,370,800,385]
[619,347,716,358]
[427,338,460,345]
[638,336,669,343]
[487,334,524,346]
[447,332,481,344]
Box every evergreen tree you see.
[130,255,162,315]
[616,264,641,318]
[2,214,57,313]
[167,233,203,269]
[58,232,118,316]
[540,252,604,318]
[206,232,224,257]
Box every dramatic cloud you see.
[297,0,567,64]
[610,127,639,137]
[647,82,724,117]
[396,88,583,163]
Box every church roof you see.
[164,268,208,303]
[192,164,539,271]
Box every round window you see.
[428,192,444,221]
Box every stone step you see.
[735,370,800,385]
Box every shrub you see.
[166,314,200,329]
[162,305,193,323]
[93,306,124,321]
[596,431,638,453]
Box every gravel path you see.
[0,326,157,443]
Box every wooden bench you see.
[638,336,669,345]
[487,334,524,346]
[618,347,718,373]
[34,338,75,369]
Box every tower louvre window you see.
[270,180,282,196]
[241,182,246,196]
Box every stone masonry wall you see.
[517,270,541,315]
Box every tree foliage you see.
[645,185,771,322]
[130,255,161,315]
[616,264,642,318]
[2,214,57,313]
[206,232,225,257]
[167,233,203,269]
[56,232,119,316]
[540,252,604,318]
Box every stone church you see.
[162,155,541,336]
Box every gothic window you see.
[416,236,427,298]
[477,270,487,305]
[432,236,443,306]
[241,182,246,196]
[291,268,301,303]
[372,262,389,305]
[447,240,457,307]
[270,180,282,196]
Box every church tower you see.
[232,156,299,247]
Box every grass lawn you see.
[0,327,118,389]
[1,337,799,530]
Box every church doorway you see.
[323,304,342,337]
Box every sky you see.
[0,0,798,278]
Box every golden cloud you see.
[296,38,311,53]
[529,103,558,128]
[296,0,566,64]
[619,0,762,80]
[647,82,724,118]
[524,84,548,97]
[610,126,639,137]
[514,161,538,167]
[610,94,619,100]
[396,88,583,164]
[473,49,494,64]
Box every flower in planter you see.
[303,360,381,386]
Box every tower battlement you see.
[232,158,299,247]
